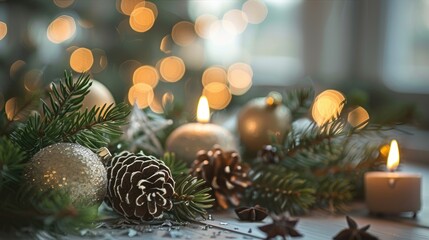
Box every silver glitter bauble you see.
[24,143,107,206]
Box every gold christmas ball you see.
[81,79,115,111]
[237,92,292,153]
[24,143,107,206]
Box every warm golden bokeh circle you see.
[129,7,155,33]
[172,21,196,47]
[53,0,75,8]
[203,82,232,110]
[195,14,217,39]
[0,22,6,41]
[222,9,248,35]
[311,89,345,126]
[202,66,227,86]
[119,0,144,15]
[5,97,19,121]
[242,0,268,24]
[159,56,186,82]
[10,60,26,78]
[133,65,159,87]
[135,1,158,19]
[128,83,154,109]
[347,106,370,129]
[47,15,76,44]
[70,47,94,72]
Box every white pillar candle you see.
[166,96,236,165]
[364,140,422,215]
[364,172,421,214]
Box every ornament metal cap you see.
[97,147,112,163]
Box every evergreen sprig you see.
[246,165,316,215]
[10,71,130,156]
[283,87,315,119]
[161,153,214,222]
[168,174,214,222]
[0,137,26,191]
[0,187,98,233]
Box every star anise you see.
[333,216,378,240]
[258,213,303,239]
[235,205,268,221]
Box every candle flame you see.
[387,139,400,171]
[197,95,210,123]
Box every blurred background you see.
[0,0,428,128]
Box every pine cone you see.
[191,146,251,209]
[105,151,175,221]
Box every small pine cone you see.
[105,151,175,221]
[258,145,281,164]
[191,146,251,209]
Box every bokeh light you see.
[347,106,370,129]
[5,98,19,121]
[149,96,163,114]
[172,21,197,47]
[47,15,76,44]
[159,56,185,82]
[227,62,253,95]
[242,0,268,24]
[119,0,144,15]
[160,35,172,54]
[195,14,217,39]
[129,6,155,33]
[24,69,43,92]
[203,82,232,110]
[135,1,158,19]
[128,83,154,109]
[311,89,345,126]
[162,91,174,111]
[133,65,159,87]
[202,66,227,86]
[10,60,26,78]
[0,21,7,41]
[222,9,248,35]
[70,47,94,72]
[91,49,108,73]
[53,0,75,8]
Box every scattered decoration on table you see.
[235,205,268,222]
[257,145,282,164]
[105,151,175,221]
[237,91,292,153]
[24,143,107,206]
[258,213,303,239]
[333,216,378,240]
[191,146,251,209]
[119,104,173,155]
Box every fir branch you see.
[168,174,214,222]
[246,165,316,215]
[283,87,315,119]
[0,137,26,191]
[161,152,188,179]
[10,71,130,156]
[315,177,354,213]
[0,188,98,233]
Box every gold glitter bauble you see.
[24,143,107,206]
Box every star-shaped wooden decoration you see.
[258,213,303,239]
[235,205,268,221]
[333,216,378,240]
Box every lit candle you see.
[364,140,422,216]
[165,96,236,165]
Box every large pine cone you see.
[191,146,251,209]
[105,151,175,221]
